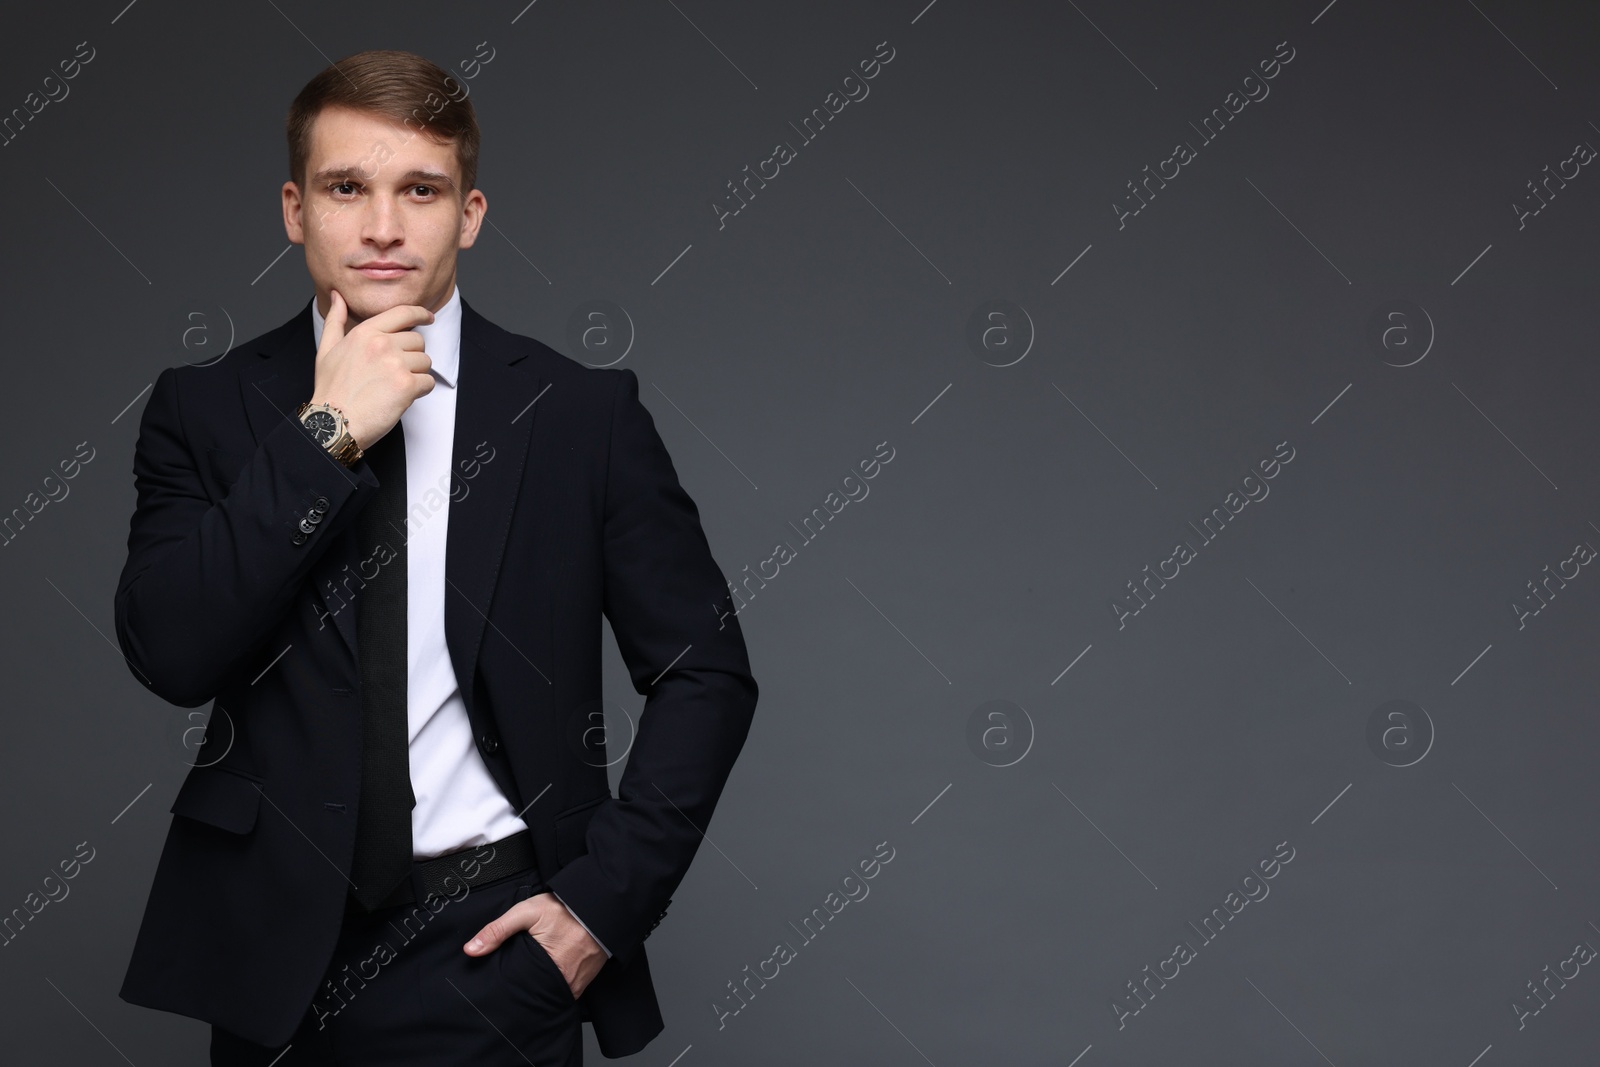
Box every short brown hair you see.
[286,50,480,195]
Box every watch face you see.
[304,409,338,444]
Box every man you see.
[113,50,757,1066]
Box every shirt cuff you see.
[552,890,612,959]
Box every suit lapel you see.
[443,300,543,718]
[237,298,545,699]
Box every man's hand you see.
[310,288,437,451]
[463,892,607,999]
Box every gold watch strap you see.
[330,434,364,466]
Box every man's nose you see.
[361,196,404,245]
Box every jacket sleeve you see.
[114,366,379,707]
[546,368,758,967]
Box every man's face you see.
[282,105,486,322]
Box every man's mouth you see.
[353,262,414,280]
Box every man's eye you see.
[331,183,357,196]
[413,185,435,196]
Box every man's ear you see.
[458,188,486,250]
[283,180,306,245]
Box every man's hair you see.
[286,49,480,196]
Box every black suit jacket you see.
[113,299,757,1057]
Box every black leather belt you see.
[349,829,539,913]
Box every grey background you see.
[1,0,1597,1063]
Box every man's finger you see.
[318,289,348,356]
[463,901,540,955]
[353,302,436,337]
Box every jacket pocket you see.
[169,764,263,834]
[554,796,606,866]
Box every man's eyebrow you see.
[310,166,457,187]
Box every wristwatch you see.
[296,400,363,466]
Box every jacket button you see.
[306,510,323,525]
[313,496,330,510]
[480,734,501,754]
[292,531,308,545]
[298,518,316,533]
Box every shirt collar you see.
[310,285,462,388]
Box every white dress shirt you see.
[310,288,610,956]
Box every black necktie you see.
[350,423,415,911]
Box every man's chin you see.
[342,285,426,322]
